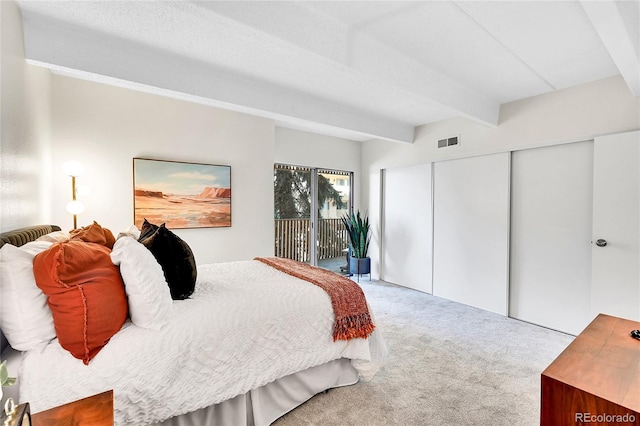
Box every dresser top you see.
[542,314,640,412]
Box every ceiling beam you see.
[581,0,640,97]
[21,12,415,143]
[193,1,500,126]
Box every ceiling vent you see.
[437,135,460,148]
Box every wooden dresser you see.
[31,390,113,426]
[541,314,640,425]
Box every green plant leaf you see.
[0,360,7,384]
[0,359,16,387]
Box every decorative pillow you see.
[110,237,172,330]
[117,224,141,241]
[36,230,71,243]
[138,221,197,300]
[33,241,128,365]
[0,242,56,352]
[138,219,158,241]
[69,221,116,249]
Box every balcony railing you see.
[274,218,348,263]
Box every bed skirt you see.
[5,352,359,426]
[157,358,359,426]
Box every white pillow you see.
[117,224,141,241]
[110,237,172,330]
[35,230,71,243]
[0,242,56,351]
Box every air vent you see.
[437,135,460,148]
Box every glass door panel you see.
[316,170,351,273]
[273,165,312,264]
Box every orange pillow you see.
[70,221,116,249]
[33,241,128,365]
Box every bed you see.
[0,224,386,425]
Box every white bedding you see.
[19,260,386,425]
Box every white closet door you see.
[433,153,510,315]
[382,163,433,293]
[510,142,594,335]
[591,131,640,321]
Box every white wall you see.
[364,75,640,278]
[274,126,362,210]
[49,74,275,265]
[0,1,52,232]
[364,76,639,170]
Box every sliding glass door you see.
[274,164,352,272]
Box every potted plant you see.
[341,210,371,277]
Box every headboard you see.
[0,225,61,249]
[0,225,61,355]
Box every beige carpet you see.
[273,279,574,426]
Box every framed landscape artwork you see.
[133,158,231,229]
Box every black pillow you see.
[139,218,159,241]
[138,220,197,300]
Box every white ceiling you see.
[16,1,640,143]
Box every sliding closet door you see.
[510,142,593,335]
[591,131,640,321]
[382,163,432,293]
[433,153,510,315]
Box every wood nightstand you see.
[31,390,113,426]
[541,314,640,425]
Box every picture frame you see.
[133,158,231,229]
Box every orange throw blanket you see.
[254,257,375,341]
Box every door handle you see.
[595,239,608,247]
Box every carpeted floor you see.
[273,279,574,426]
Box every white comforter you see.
[19,260,386,425]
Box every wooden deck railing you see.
[275,218,348,262]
